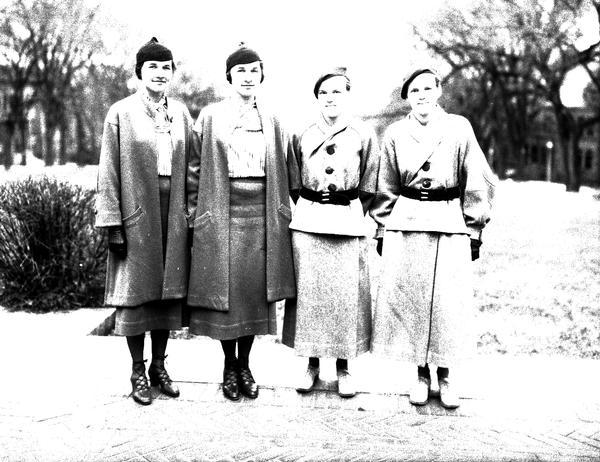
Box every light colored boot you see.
[296,365,319,393]
[337,369,356,398]
[439,377,460,409]
[409,376,430,406]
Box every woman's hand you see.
[470,238,481,261]
[108,226,127,259]
[376,238,383,256]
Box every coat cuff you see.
[375,226,385,239]
[94,211,122,228]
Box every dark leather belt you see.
[399,185,460,201]
[299,187,359,205]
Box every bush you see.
[0,176,106,312]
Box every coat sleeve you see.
[286,133,302,203]
[358,124,379,214]
[459,118,497,240]
[370,128,400,239]
[186,110,204,227]
[95,107,122,228]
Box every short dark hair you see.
[226,61,264,84]
[135,60,176,80]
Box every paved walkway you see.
[0,308,599,462]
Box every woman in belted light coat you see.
[371,68,496,409]
[282,67,378,398]
[96,38,192,405]
[186,44,295,402]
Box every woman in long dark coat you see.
[96,38,192,405]
[186,44,295,401]
[282,67,378,398]
[371,67,497,409]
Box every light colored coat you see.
[287,117,379,236]
[372,108,496,239]
[371,108,497,366]
[186,99,296,311]
[95,91,193,306]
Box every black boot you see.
[222,358,241,401]
[130,360,152,405]
[148,355,180,398]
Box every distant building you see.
[519,107,599,186]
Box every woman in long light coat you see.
[186,44,295,402]
[371,67,497,408]
[282,67,378,398]
[96,38,192,405]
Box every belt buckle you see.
[419,190,429,201]
[321,191,331,203]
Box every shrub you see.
[0,176,106,312]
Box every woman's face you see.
[230,61,262,99]
[140,60,174,97]
[406,72,441,117]
[317,76,349,122]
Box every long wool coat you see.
[371,108,497,366]
[186,99,296,311]
[95,91,193,307]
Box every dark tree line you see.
[413,0,600,191]
[0,0,219,168]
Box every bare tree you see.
[29,0,104,165]
[0,0,39,168]
[416,0,600,191]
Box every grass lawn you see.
[473,180,600,358]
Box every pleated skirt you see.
[114,176,182,336]
[282,230,372,359]
[188,178,277,340]
[371,231,472,367]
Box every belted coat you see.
[371,107,497,366]
[95,91,193,307]
[372,108,496,239]
[287,116,379,236]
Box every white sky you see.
[101,0,597,126]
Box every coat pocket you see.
[122,206,145,229]
[193,211,213,229]
[278,203,292,221]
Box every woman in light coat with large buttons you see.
[282,67,379,398]
[371,67,497,408]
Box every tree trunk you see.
[18,119,28,165]
[58,118,68,165]
[1,124,14,169]
[553,107,580,192]
[44,124,55,166]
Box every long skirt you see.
[114,176,182,336]
[282,231,371,359]
[188,178,277,340]
[371,231,471,367]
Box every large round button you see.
[328,184,338,192]
[326,145,335,155]
[325,167,334,174]
[422,180,431,188]
[422,161,430,171]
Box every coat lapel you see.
[405,108,445,183]
[305,115,350,157]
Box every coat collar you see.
[307,114,352,156]
[404,106,447,183]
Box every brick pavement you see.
[1,308,599,462]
